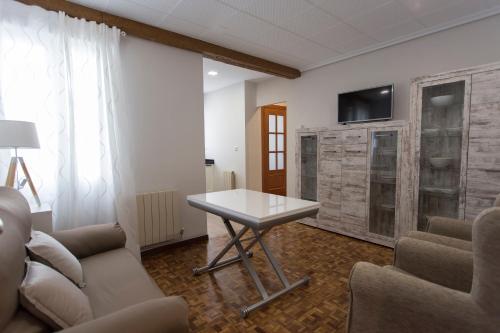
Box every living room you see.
[1,0,499,332]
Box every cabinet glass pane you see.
[369,130,398,238]
[277,152,284,170]
[417,80,465,231]
[269,153,276,170]
[277,134,284,151]
[277,115,284,133]
[300,135,317,201]
[269,134,276,151]
[268,115,276,132]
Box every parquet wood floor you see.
[143,222,393,333]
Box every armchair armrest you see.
[51,223,126,259]
[348,262,491,333]
[59,297,189,333]
[427,216,472,241]
[394,237,473,292]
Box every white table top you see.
[187,189,320,229]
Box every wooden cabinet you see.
[409,62,500,230]
[297,121,407,247]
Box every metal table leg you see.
[193,217,310,318]
[192,225,252,275]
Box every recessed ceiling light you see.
[207,70,218,76]
[380,89,390,94]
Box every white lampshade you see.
[0,120,40,149]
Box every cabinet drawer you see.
[320,131,342,145]
[319,144,342,160]
[342,129,367,144]
[342,144,367,173]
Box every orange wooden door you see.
[262,105,286,196]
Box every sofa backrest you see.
[471,207,500,317]
[0,187,32,330]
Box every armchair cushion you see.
[51,223,126,259]
[408,230,472,251]
[59,297,189,333]
[26,231,84,287]
[394,237,473,292]
[427,216,472,241]
[80,248,164,317]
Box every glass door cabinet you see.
[367,129,400,239]
[300,135,317,201]
[415,78,470,230]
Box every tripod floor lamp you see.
[0,120,41,206]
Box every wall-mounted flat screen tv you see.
[338,84,393,124]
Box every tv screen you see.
[338,85,393,123]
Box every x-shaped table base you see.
[193,218,310,318]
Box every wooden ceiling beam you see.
[15,0,301,79]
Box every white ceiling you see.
[203,58,270,93]
[71,0,500,71]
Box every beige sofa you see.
[347,206,500,333]
[0,187,189,333]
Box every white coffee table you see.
[187,189,320,317]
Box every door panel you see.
[262,105,287,196]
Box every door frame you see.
[261,104,287,195]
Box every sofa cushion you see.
[80,248,164,317]
[26,231,85,287]
[0,187,32,331]
[19,261,93,330]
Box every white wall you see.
[204,82,246,190]
[121,36,207,241]
[245,82,262,191]
[254,15,500,198]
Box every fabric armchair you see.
[426,216,473,241]
[394,237,473,292]
[421,193,500,244]
[348,207,500,333]
[51,223,126,259]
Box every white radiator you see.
[223,171,236,190]
[136,190,181,248]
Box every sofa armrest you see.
[393,237,473,292]
[427,216,472,241]
[348,262,489,333]
[51,223,126,259]
[59,297,189,333]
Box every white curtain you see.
[0,1,139,256]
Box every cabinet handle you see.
[345,150,362,153]
[324,136,337,139]
[323,150,339,153]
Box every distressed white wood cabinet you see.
[296,121,409,247]
[297,62,500,247]
[409,62,500,230]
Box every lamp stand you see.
[5,148,41,206]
